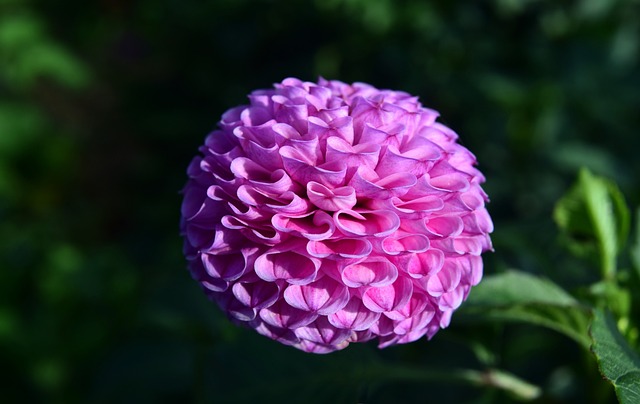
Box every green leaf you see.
[554,168,630,279]
[590,309,640,404]
[458,271,592,348]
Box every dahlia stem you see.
[355,365,542,401]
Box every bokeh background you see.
[1,0,639,402]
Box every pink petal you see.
[283,276,350,315]
[294,317,352,346]
[381,234,430,255]
[403,249,445,279]
[232,281,280,310]
[438,286,466,311]
[297,339,349,354]
[348,167,417,199]
[375,143,440,177]
[341,257,398,288]
[425,216,464,237]
[362,277,413,313]
[251,319,300,346]
[387,196,444,218]
[307,115,354,145]
[334,209,400,237]
[272,210,335,241]
[325,136,380,169]
[426,260,462,296]
[327,297,381,331]
[384,293,429,321]
[201,250,248,281]
[306,238,372,259]
[393,309,435,335]
[255,249,320,285]
[215,292,257,322]
[259,300,318,329]
[428,173,470,193]
[307,182,357,211]
[280,146,347,187]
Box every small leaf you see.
[458,271,592,348]
[590,309,640,404]
[554,168,630,279]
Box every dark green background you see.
[1,0,638,402]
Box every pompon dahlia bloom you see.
[180,78,493,353]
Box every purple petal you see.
[307,182,357,211]
[381,233,430,255]
[251,319,300,346]
[255,248,320,285]
[272,210,335,240]
[307,115,354,145]
[232,281,280,310]
[296,339,349,354]
[283,276,350,315]
[325,136,380,170]
[306,238,372,259]
[425,215,464,238]
[334,209,400,237]
[341,257,398,288]
[426,260,462,296]
[328,297,381,331]
[403,248,445,279]
[259,299,318,329]
[201,250,247,281]
[294,317,352,346]
[362,277,413,313]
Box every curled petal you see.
[294,317,352,347]
[362,277,413,313]
[181,187,223,224]
[307,238,372,259]
[403,248,445,279]
[232,281,280,310]
[251,319,300,347]
[307,115,354,145]
[428,172,470,193]
[375,142,440,177]
[438,286,467,311]
[307,181,357,212]
[201,250,248,281]
[381,233,430,255]
[283,276,350,315]
[386,196,444,219]
[426,260,462,297]
[328,297,381,331]
[215,292,257,322]
[334,209,400,238]
[255,249,320,285]
[349,167,417,199]
[272,210,335,240]
[424,216,464,238]
[259,299,318,329]
[341,257,398,288]
[280,146,347,187]
[297,339,349,354]
[325,136,380,169]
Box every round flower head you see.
[181,78,493,353]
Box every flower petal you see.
[362,277,413,313]
[283,276,350,315]
[341,257,398,288]
[255,249,320,285]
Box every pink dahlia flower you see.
[181,78,493,353]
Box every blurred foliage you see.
[1,0,639,403]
